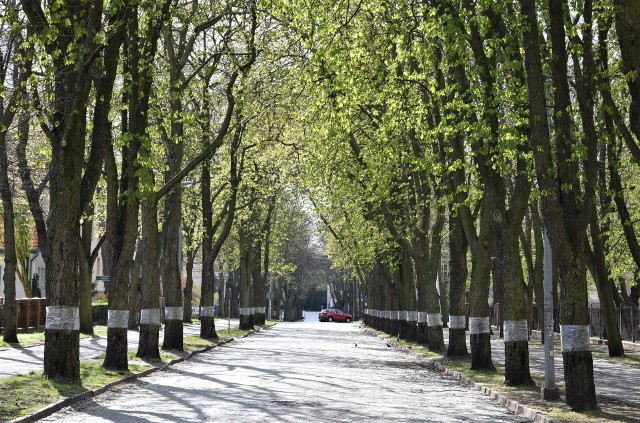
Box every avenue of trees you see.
[1,0,639,413]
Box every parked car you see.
[318,308,352,323]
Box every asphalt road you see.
[39,314,529,422]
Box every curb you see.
[11,324,273,423]
[363,327,554,423]
[438,366,554,423]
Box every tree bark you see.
[183,250,195,324]
[520,0,597,409]
[587,216,625,357]
[137,198,161,359]
[1,127,18,344]
[447,212,468,357]
[239,227,254,330]
[78,218,94,335]
[613,0,640,144]
[128,240,142,329]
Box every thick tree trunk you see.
[44,151,82,381]
[161,180,184,351]
[447,213,468,357]
[521,0,597,409]
[468,196,494,370]
[501,223,534,386]
[137,199,161,359]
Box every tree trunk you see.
[129,242,142,329]
[161,179,184,351]
[252,241,265,326]
[239,228,254,330]
[137,198,161,359]
[398,247,417,342]
[587,215,625,357]
[468,195,495,370]
[613,0,640,143]
[200,243,218,337]
[501,219,534,386]
[0,133,18,343]
[521,0,597,409]
[183,251,195,324]
[78,217,94,335]
[447,212,468,357]
[43,146,82,381]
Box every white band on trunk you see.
[427,313,442,327]
[239,307,252,316]
[200,306,216,317]
[449,315,466,329]
[504,320,529,342]
[165,307,183,321]
[385,310,391,319]
[397,310,406,321]
[417,311,428,323]
[257,307,266,314]
[561,325,591,352]
[46,306,79,331]
[407,311,418,321]
[140,308,161,325]
[108,310,129,329]
[469,317,491,334]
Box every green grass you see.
[370,328,640,422]
[590,344,640,368]
[0,332,46,349]
[0,322,273,421]
[0,362,152,421]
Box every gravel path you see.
[39,321,529,422]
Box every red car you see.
[318,308,352,323]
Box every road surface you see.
[39,315,528,422]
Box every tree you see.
[0,0,28,343]
[520,0,596,409]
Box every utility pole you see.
[542,229,560,400]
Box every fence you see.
[589,304,639,343]
[0,297,191,334]
[0,298,47,333]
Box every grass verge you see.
[372,329,640,423]
[0,323,270,421]
[0,362,150,421]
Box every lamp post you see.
[542,229,559,400]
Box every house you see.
[0,227,46,299]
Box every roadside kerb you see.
[10,325,272,423]
[363,327,554,423]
